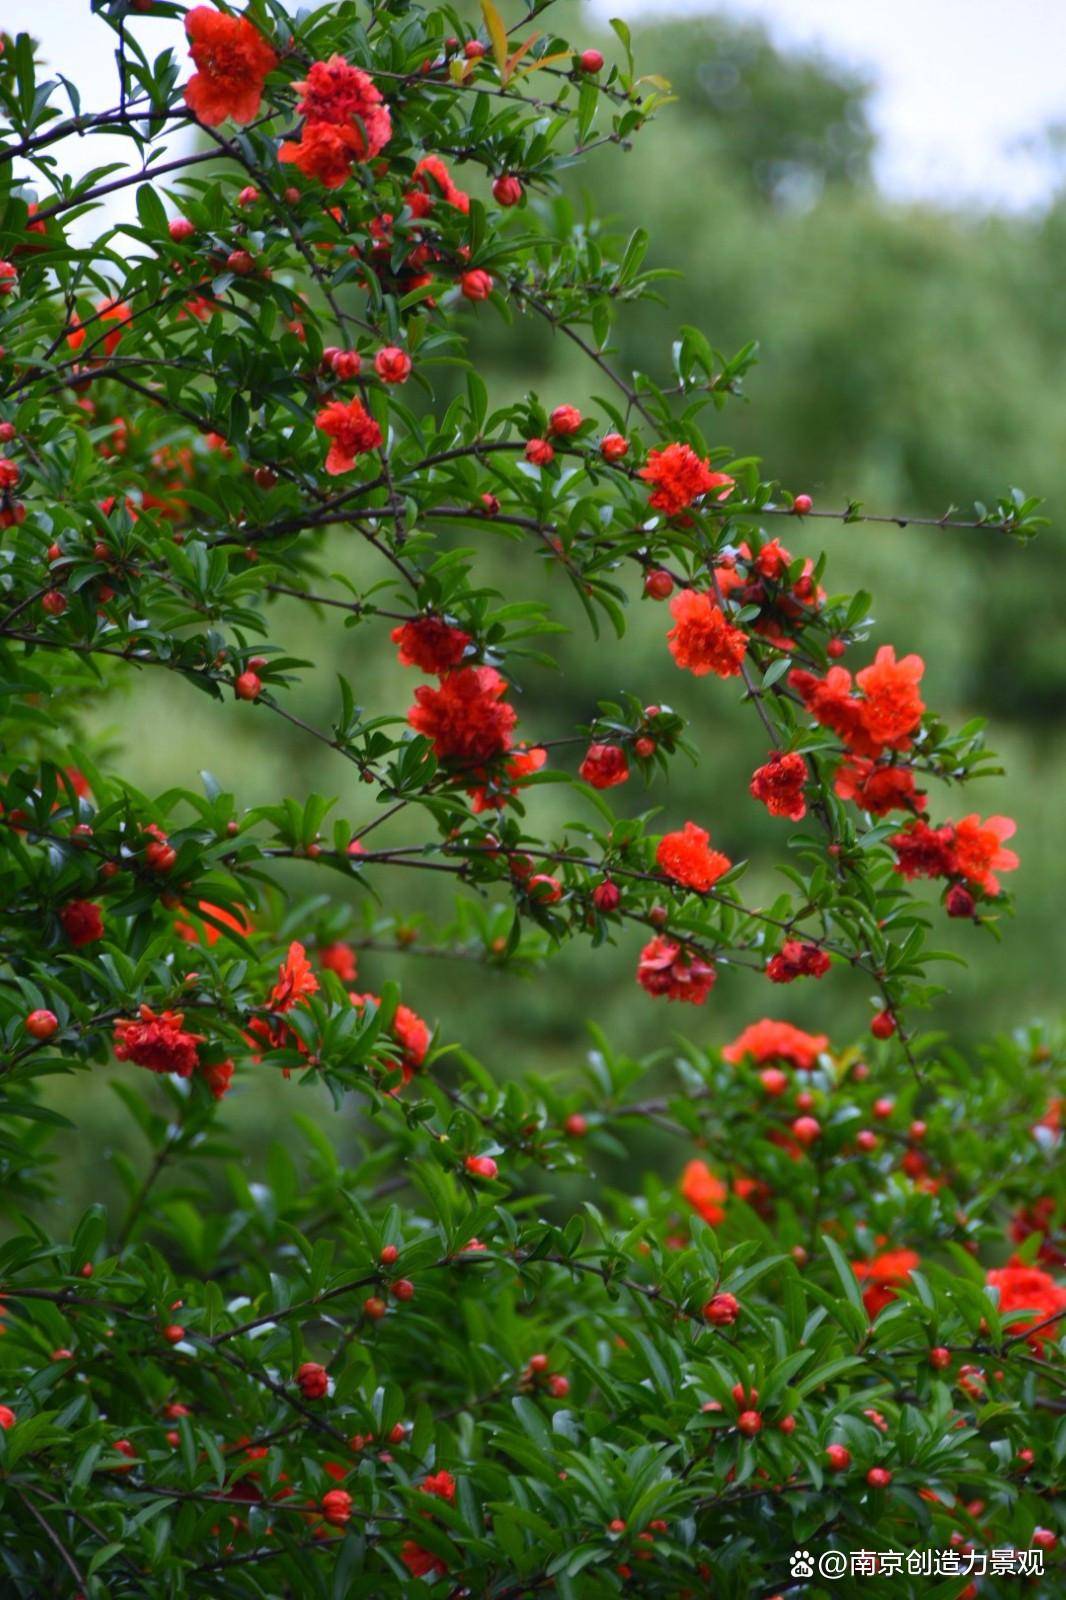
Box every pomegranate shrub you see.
[0,3,1060,1596]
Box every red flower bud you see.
[321,1489,352,1526]
[703,1292,740,1326]
[235,671,261,701]
[945,883,976,918]
[592,879,621,913]
[460,269,493,301]
[643,569,674,600]
[525,437,555,467]
[492,174,523,207]
[465,1154,498,1180]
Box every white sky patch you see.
[587,0,1066,210]
[8,0,1066,216]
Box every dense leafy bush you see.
[0,3,1062,1595]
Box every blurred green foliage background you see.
[56,9,1065,1217]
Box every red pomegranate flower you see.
[406,155,470,216]
[351,993,430,1085]
[200,1059,235,1100]
[402,1543,448,1579]
[319,941,358,982]
[834,757,924,816]
[59,899,104,947]
[408,666,517,764]
[183,6,277,127]
[853,1249,920,1318]
[666,589,747,678]
[680,1159,727,1225]
[467,744,547,812]
[391,616,471,673]
[315,398,382,474]
[269,943,320,1012]
[656,821,731,893]
[855,645,925,751]
[419,1470,456,1502]
[722,1019,828,1071]
[639,443,733,515]
[766,941,831,983]
[636,937,717,1004]
[280,121,365,189]
[889,820,957,881]
[986,1263,1066,1346]
[114,1006,204,1078]
[293,55,391,155]
[788,664,874,755]
[749,751,809,820]
[951,814,1019,894]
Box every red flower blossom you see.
[656,821,731,892]
[391,616,471,673]
[292,55,391,155]
[67,298,132,359]
[852,1249,920,1318]
[315,398,382,474]
[407,154,470,216]
[467,744,547,812]
[788,664,874,754]
[201,1058,235,1100]
[890,820,957,880]
[408,666,516,764]
[174,900,250,946]
[350,993,430,1085]
[402,1543,448,1579]
[280,122,365,189]
[59,899,104,947]
[855,645,925,751]
[680,1159,727,1225]
[578,742,630,790]
[834,757,924,816]
[183,6,277,127]
[319,941,358,983]
[1011,1198,1066,1268]
[749,751,809,820]
[722,1019,828,1071]
[114,1006,204,1078]
[951,814,1019,894]
[269,943,320,1012]
[766,941,831,983]
[986,1264,1066,1346]
[666,589,747,678]
[639,443,733,515]
[636,937,717,1004]
[419,1470,456,1502]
